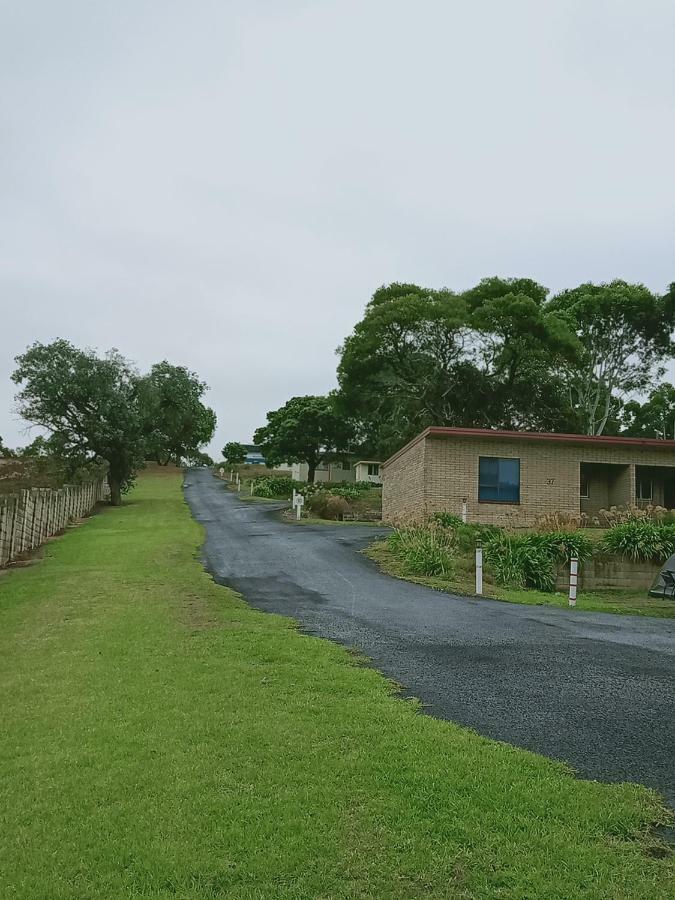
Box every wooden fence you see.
[0,478,108,568]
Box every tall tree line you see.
[253,277,674,475]
[336,278,675,458]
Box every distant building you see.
[353,460,382,485]
[280,460,355,483]
[382,426,675,526]
[242,444,266,465]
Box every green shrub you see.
[326,485,362,502]
[388,526,455,577]
[525,530,593,564]
[483,530,592,592]
[431,514,502,553]
[251,476,298,498]
[601,520,675,562]
[484,535,557,592]
[306,491,329,517]
[431,511,464,529]
[302,480,376,501]
[304,491,354,520]
[325,496,350,520]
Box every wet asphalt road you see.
[184,469,675,803]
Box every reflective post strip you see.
[569,556,578,607]
[475,540,483,595]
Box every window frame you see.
[478,456,521,504]
[636,478,653,502]
[580,477,590,500]
[367,463,380,477]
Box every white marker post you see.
[462,499,468,523]
[218,467,224,478]
[294,492,304,520]
[230,469,234,482]
[250,481,255,495]
[475,539,483,595]
[569,556,578,607]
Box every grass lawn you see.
[0,474,672,899]
[366,540,675,619]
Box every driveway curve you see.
[184,468,675,803]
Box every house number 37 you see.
[545,478,555,485]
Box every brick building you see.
[381,427,675,526]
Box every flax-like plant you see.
[601,521,675,562]
[388,525,455,577]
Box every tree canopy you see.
[253,395,352,482]
[12,341,217,505]
[222,441,247,464]
[336,279,582,457]
[335,277,675,455]
[12,340,146,505]
[139,362,216,466]
[621,383,675,440]
[548,280,675,435]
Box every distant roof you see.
[383,426,675,468]
[353,460,382,467]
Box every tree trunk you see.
[307,463,316,483]
[109,476,122,506]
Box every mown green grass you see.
[0,474,672,899]
[366,540,675,618]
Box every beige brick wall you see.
[382,436,426,523]
[423,435,580,526]
[382,432,675,527]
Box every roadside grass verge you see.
[365,540,675,618]
[0,474,672,899]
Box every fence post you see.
[0,499,7,567]
[569,556,578,607]
[475,539,483,595]
[8,495,19,560]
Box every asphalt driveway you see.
[184,469,675,803]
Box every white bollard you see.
[250,481,254,495]
[296,501,301,520]
[462,499,468,523]
[230,469,234,481]
[475,540,483,595]
[569,556,578,607]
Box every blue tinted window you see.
[479,457,520,502]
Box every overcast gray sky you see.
[1,0,674,454]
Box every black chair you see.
[661,569,675,600]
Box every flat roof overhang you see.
[382,427,675,469]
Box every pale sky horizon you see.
[2,1,674,455]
